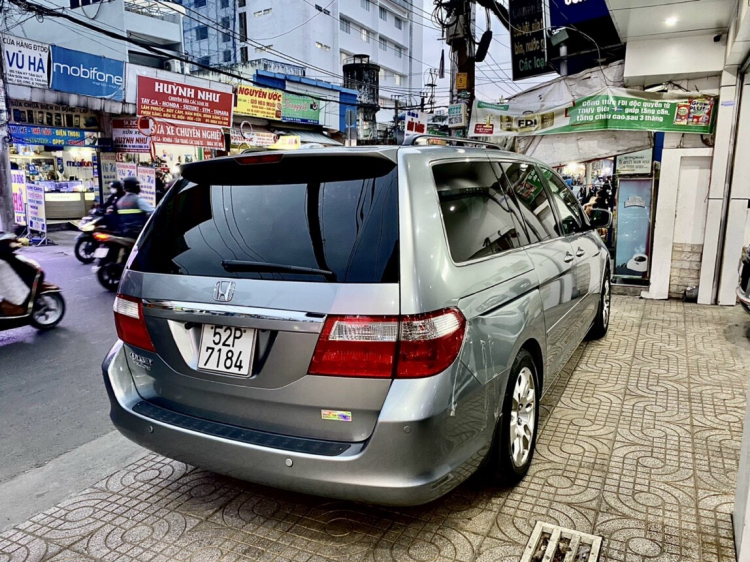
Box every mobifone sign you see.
[50,46,124,101]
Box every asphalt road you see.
[0,231,119,484]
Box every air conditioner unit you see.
[163,59,190,74]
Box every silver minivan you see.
[102,139,612,506]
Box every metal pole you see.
[0,63,15,233]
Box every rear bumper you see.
[102,342,493,506]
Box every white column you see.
[717,74,750,304]
[698,69,739,304]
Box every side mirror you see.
[589,209,612,229]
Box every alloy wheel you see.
[509,366,536,468]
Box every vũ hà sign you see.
[137,76,234,127]
[470,88,717,137]
[1,34,49,89]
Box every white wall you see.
[624,34,726,87]
[673,157,712,245]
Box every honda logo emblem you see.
[213,281,235,303]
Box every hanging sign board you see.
[469,88,718,137]
[137,76,233,127]
[137,166,156,207]
[509,0,547,80]
[8,124,97,147]
[405,110,428,136]
[281,93,320,124]
[49,46,124,101]
[1,35,49,88]
[11,170,27,226]
[235,84,283,120]
[115,162,137,182]
[112,118,150,152]
[447,104,467,128]
[616,149,652,175]
[26,184,46,233]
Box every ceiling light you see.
[665,16,678,27]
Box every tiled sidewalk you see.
[1,297,748,562]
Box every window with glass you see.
[379,37,387,51]
[361,0,370,10]
[194,0,205,6]
[223,50,232,62]
[340,18,350,33]
[501,162,559,242]
[379,6,387,20]
[195,26,208,40]
[433,161,530,263]
[238,0,245,7]
[239,12,247,40]
[240,46,248,62]
[361,28,370,42]
[394,74,402,86]
[395,46,402,58]
[220,0,228,7]
[394,16,402,29]
[541,167,585,235]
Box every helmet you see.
[123,176,141,194]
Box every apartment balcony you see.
[124,0,184,45]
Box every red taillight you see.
[309,316,398,377]
[113,294,155,352]
[236,153,284,165]
[309,308,465,379]
[94,232,111,242]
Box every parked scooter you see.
[91,230,136,292]
[0,233,66,331]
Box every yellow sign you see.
[456,73,468,90]
[269,135,300,150]
[236,84,283,120]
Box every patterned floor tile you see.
[2,298,748,562]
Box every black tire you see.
[74,236,97,264]
[30,292,66,330]
[97,263,122,292]
[486,349,540,486]
[587,274,611,340]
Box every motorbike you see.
[0,233,66,331]
[91,230,136,292]
[74,208,118,264]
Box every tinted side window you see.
[542,167,586,235]
[433,161,529,263]
[502,162,559,242]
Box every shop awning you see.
[275,130,342,146]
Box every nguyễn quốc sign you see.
[469,87,717,137]
[50,46,124,101]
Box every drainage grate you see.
[520,521,602,562]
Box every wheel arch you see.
[519,337,544,391]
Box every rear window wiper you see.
[221,260,333,276]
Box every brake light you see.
[94,232,111,242]
[236,153,284,165]
[309,308,465,379]
[113,294,155,352]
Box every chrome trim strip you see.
[142,299,324,324]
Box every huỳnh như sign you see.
[469,88,717,137]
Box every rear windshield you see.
[130,156,399,283]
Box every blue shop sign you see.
[50,46,124,101]
[550,0,610,27]
[9,124,97,147]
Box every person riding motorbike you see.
[102,181,124,213]
[116,177,154,237]
[0,234,31,316]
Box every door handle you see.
[564,252,575,263]
[576,248,585,257]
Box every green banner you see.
[281,93,321,125]
[469,87,717,137]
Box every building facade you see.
[180,0,423,119]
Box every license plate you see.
[93,247,108,258]
[198,324,255,376]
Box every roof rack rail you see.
[401,135,503,150]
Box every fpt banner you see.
[469,88,717,137]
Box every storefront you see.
[8,101,103,220]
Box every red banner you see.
[137,76,233,127]
[151,120,225,149]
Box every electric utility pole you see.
[0,59,14,233]
[441,0,475,134]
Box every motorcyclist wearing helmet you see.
[116,177,154,237]
[101,181,124,213]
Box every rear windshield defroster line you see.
[130,156,400,284]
